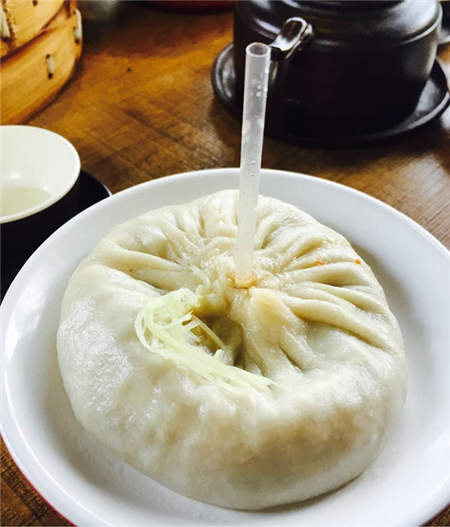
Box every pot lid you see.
[299,1,401,10]
[237,0,442,47]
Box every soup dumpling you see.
[57,190,407,510]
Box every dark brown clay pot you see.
[233,0,442,135]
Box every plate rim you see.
[1,167,449,526]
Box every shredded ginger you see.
[135,288,271,394]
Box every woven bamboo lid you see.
[1,0,66,58]
[1,1,82,124]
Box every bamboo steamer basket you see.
[0,0,65,58]
[1,1,82,124]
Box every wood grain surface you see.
[1,4,449,526]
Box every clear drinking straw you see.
[235,42,271,287]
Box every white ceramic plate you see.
[1,169,449,526]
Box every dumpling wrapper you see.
[57,190,407,510]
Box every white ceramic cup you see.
[1,125,80,223]
[1,125,81,297]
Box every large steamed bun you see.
[57,190,407,510]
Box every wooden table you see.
[1,4,449,525]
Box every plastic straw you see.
[235,42,271,287]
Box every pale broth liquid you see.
[0,186,51,217]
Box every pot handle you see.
[270,17,313,61]
[267,17,314,133]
